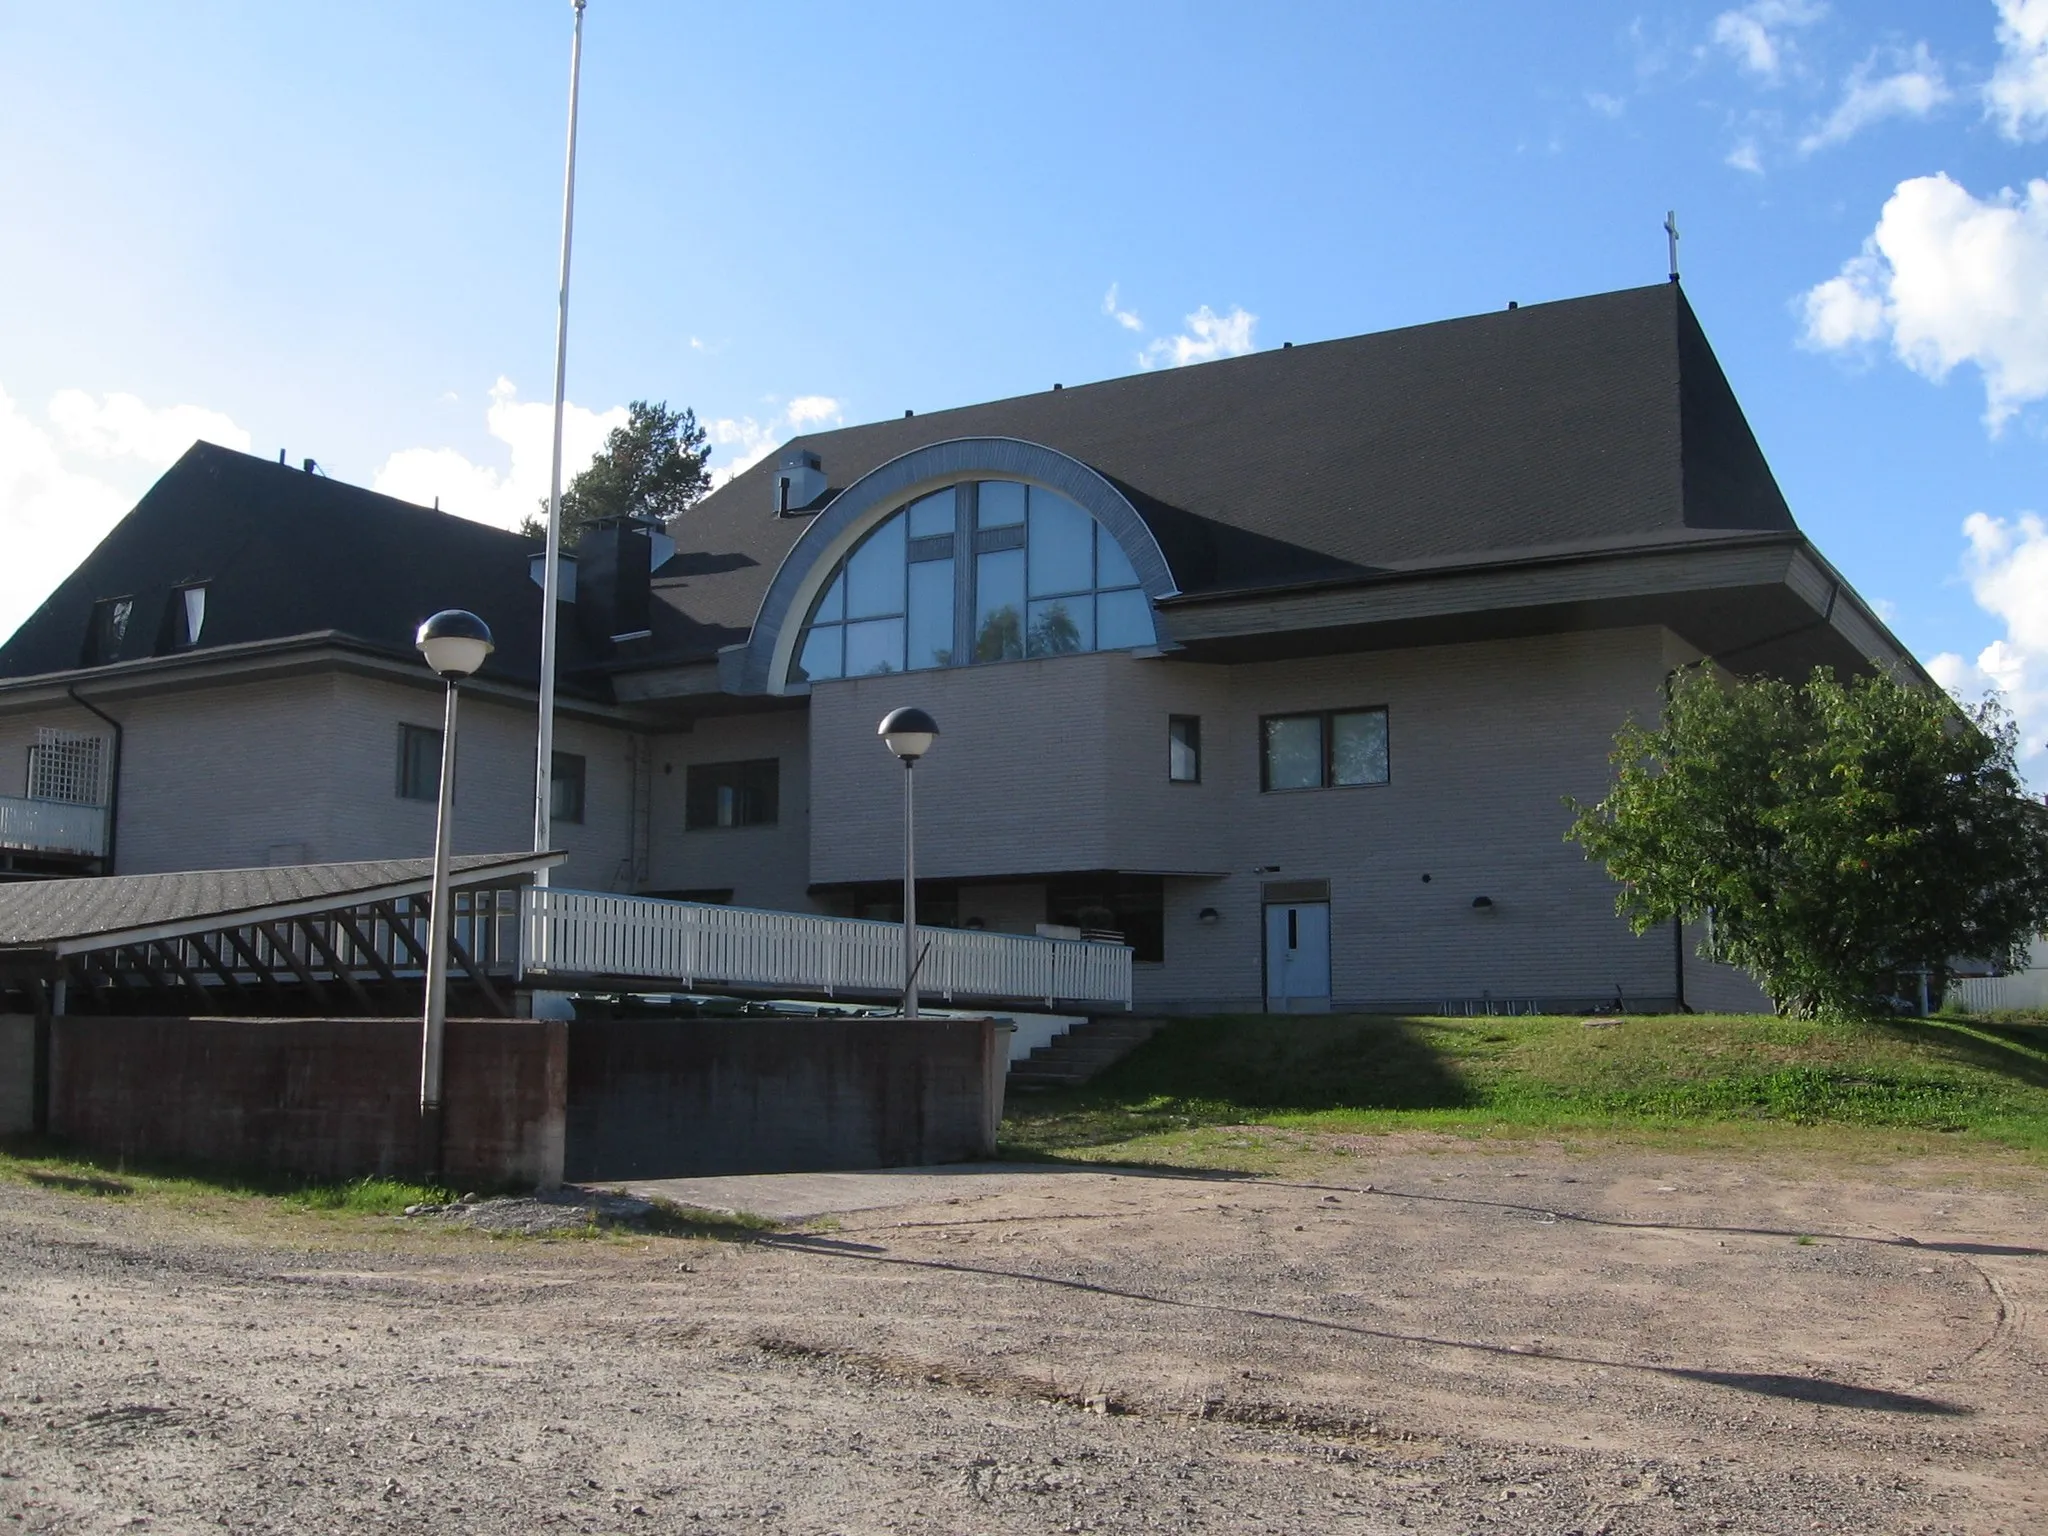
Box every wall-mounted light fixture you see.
[1471,895,1495,911]
[1198,907,1221,925]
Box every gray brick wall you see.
[0,674,637,887]
[643,708,818,911]
[804,626,1706,1011]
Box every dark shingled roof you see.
[652,282,1798,655]
[0,446,639,691]
[1,283,1804,686]
[0,851,555,951]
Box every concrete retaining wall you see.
[564,1016,1003,1180]
[0,1015,34,1135]
[47,1017,565,1187]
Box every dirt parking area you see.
[2,1138,2044,1534]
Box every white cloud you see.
[1137,304,1258,370]
[705,395,844,487]
[1727,137,1765,174]
[1799,43,1949,152]
[784,395,842,429]
[1585,91,1627,118]
[1798,173,2048,430]
[1102,283,1143,332]
[370,377,627,531]
[0,384,250,645]
[1710,0,1825,81]
[1988,0,2048,142]
[1927,510,2048,762]
[48,390,251,462]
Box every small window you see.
[1168,716,1201,783]
[82,596,135,666]
[397,724,443,801]
[1260,707,1389,791]
[685,758,779,829]
[550,751,586,825]
[175,584,206,647]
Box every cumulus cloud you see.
[370,377,627,531]
[0,384,250,645]
[1710,0,1825,82]
[1101,283,1143,332]
[1799,43,1949,152]
[48,390,251,463]
[1926,510,2048,763]
[1798,173,2048,430]
[1988,0,2048,141]
[1585,91,1627,118]
[705,395,845,487]
[1137,305,1258,370]
[1726,138,1765,174]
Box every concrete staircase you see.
[1007,1016,1168,1091]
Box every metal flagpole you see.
[533,0,588,886]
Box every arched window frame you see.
[726,438,1178,696]
[788,479,1157,684]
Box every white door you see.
[1264,902,1331,1012]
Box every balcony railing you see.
[0,795,108,859]
[520,888,1133,1009]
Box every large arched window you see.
[789,480,1156,682]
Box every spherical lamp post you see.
[415,609,494,1177]
[878,707,940,1018]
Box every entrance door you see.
[1264,902,1331,1012]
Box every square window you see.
[685,759,779,830]
[1168,716,1201,782]
[1331,710,1390,786]
[397,724,442,801]
[550,751,586,824]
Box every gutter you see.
[64,685,122,874]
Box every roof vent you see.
[773,449,827,517]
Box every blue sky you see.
[3,1,2045,757]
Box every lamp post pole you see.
[877,707,940,1020]
[420,674,461,1172]
[902,756,918,1019]
[415,610,495,1181]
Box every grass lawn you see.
[999,1009,2048,1171]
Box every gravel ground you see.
[2,1137,2044,1534]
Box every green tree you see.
[521,400,711,542]
[1567,665,2048,1019]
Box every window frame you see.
[1167,715,1202,784]
[550,750,587,825]
[789,479,1153,684]
[1257,706,1391,792]
[684,757,781,831]
[396,723,443,802]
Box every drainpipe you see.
[64,685,122,874]
[1673,915,1690,1012]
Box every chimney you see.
[772,449,827,516]
[573,518,655,644]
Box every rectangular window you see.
[397,724,442,801]
[685,758,779,830]
[550,751,586,824]
[167,584,206,649]
[1260,707,1389,791]
[82,596,134,666]
[1168,715,1201,783]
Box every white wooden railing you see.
[519,888,1133,1009]
[0,795,107,858]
